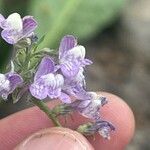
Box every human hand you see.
[0,92,135,150]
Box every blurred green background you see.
[0,0,124,68]
[1,0,150,149]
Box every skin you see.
[0,92,135,150]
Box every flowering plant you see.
[0,13,115,139]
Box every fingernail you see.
[15,127,94,150]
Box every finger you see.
[15,127,94,150]
[0,92,135,150]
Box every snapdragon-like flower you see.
[0,72,23,100]
[78,120,115,139]
[71,92,108,120]
[29,56,71,103]
[62,68,86,99]
[0,13,37,44]
[96,120,115,139]
[58,35,92,78]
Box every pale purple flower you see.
[93,120,115,139]
[58,35,92,78]
[71,92,108,120]
[79,120,115,139]
[29,56,71,103]
[0,13,37,44]
[0,72,23,100]
[62,68,86,98]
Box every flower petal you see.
[6,73,23,93]
[6,13,22,31]
[34,57,55,81]
[71,100,91,109]
[96,120,115,139]
[22,16,37,37]
[47,88,62,99]
[29,83,48,100]
[1,29,20,44]
[59,92,71,103]
[59,35,77,58]
[60,60,80,77]
[67,46,86,59]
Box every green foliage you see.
[28,0,124,48]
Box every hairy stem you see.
[32,98,62,127]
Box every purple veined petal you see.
[96,120,115,131]
[60,60,80,77]
[1,29,21,44]
[59,92,71,103]
[22,16,37,37]
[47,88,62,99]
[82,58,93,66]
[29,83,48,100]
[71,100,91,109]
[80,102,101,120]
[59,35,77,58]
[96,120,115,139]
[46,74,64,98]
[71,87,90,100]
[6,73,23,93]
[40,73,64,89]
[34,57,55,81]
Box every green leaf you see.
[28,0,124,48]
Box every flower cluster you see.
[0,13,115,139]
[29,35,92,103]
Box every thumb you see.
[15,127,94,150]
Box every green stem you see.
[32,98,62,127]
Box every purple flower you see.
[0,13,37,44]
[62,68,86,98]
[58,35,92,78]
[71,92,108,120]
[29,56,71,103]
[0,72,23,100]
[94,120,115,139]
[78,120,115,139]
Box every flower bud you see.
[52,104,73,116]
[77,123,95,135]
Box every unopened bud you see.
[52,104,73,116]
[77,123,95,135]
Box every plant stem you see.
[32,98,62,127]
